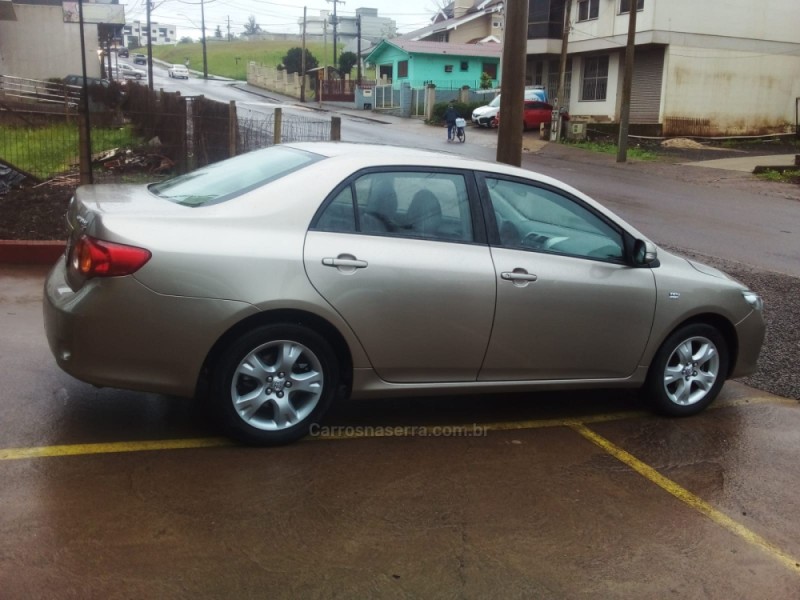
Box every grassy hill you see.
[141,39,339,81]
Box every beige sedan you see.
[43,143,765,445]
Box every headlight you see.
[742,291,763,312]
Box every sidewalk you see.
[681,154,797,172]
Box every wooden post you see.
[273,107,282,145]
[178,95,188,174]
[496,0,529,167]
[617,1,638,163]
[228,100,237,157]
[331,116,341,141]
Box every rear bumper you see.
[43,257,258,398]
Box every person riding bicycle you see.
[444,101,458,141]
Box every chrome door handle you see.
[322,257,368,268]
[501,271,538,282]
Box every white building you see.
[122,20,176,48]
[527,0,800,135]
[301,7,396,45]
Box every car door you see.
[477,174,657,381]
[304,168,496,383]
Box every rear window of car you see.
[150,146,323,207]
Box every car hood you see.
[473,105,498,116]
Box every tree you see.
[479,71,493,90]
[214,25,222,39]
[243,16,262,35]
[338,51,358,76]
[282,47,318,74]
[178,36,194,44]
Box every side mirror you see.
[633,239,658,266]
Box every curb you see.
[0,240,65,265]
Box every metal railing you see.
[0,75,80,109]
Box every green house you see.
[364,39,502,90]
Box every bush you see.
[429,101,485,125]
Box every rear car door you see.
[477,174,657,381]
[304,168,497,383]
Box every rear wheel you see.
[645,323,729,416]
[457,128,465,143]
[211,324,339,445]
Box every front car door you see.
[477,174,657,381]
[304,168,496,383]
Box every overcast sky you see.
[123,0,442,40]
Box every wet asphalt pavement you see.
[2,264,799,598]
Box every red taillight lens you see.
[70,235,151,278]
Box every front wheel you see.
[644,323,729,416]
[211,324,339,445]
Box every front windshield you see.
[150,146,322,207]
[489,95,501,108]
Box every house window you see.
[619,0,644,13]
[444,65,454,73]
[482,63,497,79]
[460,61,469,71]
[577,0,599,21]
[398,60,408,78]
[581,55,608,101]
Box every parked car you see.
[495,101,567,131]
[133,53,147,65]
[167,64,190,79]
[471,86,547,128]
[43,143,765,446]
[118,47,129,58]
[117,63,146,80]
[63,74,109,89]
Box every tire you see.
[457,129,465,143]
[644,323,729,417]
[211,323,339,445]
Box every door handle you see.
[501,271,538,282]
[322,257,368,268]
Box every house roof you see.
[409,1,503,41]
[367,38,503,62]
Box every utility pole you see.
[146,0,153,91]
[327,0,344,69]
[617,0,638,162]
[77,0,93,184]
[301,6,307,102]
[356,14,362,83]
[227,15,231,41]
[200,0,208,78]
[554,0,572,142]
[496,0,529,166]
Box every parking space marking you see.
[570,423,800,574]
[0,393,794,460]
[0,437,232,461]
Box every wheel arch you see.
[656,312,739,378]
[198,308,354,397]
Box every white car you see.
[118,63,146,80]
[168,64,190,79]
[472,87,547,128]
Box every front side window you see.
[578,0,599,21]
[581,55,609,101]
[314,171,474,242]
[485,177,624,262]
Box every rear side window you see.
[150,146,322,207]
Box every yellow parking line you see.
[570,423,800,574]
[0,437,232,461]
[0,392,794,459]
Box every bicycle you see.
[454,117,466,143]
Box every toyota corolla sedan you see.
[43,143,765,445]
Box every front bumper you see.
[731,308,766,378]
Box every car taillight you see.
[70,235,151,278]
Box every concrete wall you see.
[565,53,622,122]
[661,46,800,135]
[0,5,101,79]
[247,63,307,99]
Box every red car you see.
[496,101,568,131]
